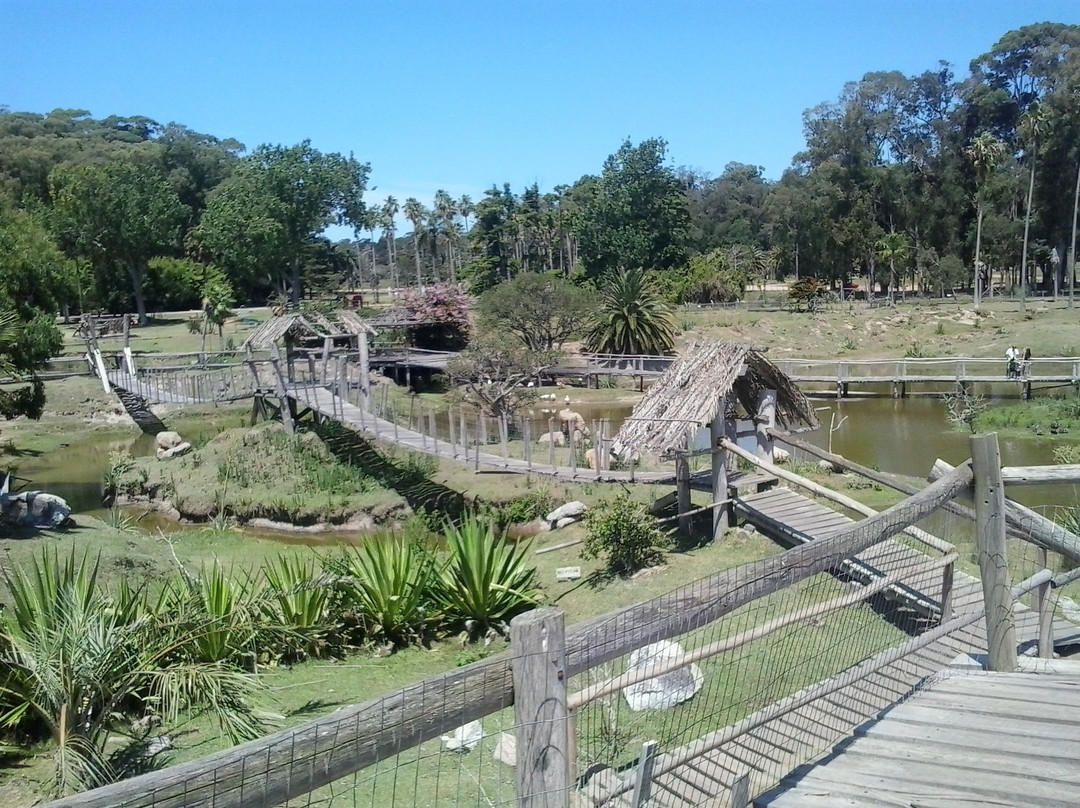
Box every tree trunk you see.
[290,257,303,306]
[973,203,984,310]
[1020,150,1036,313]
[412,232,423,291]
[127,262,148,326]
[1071,154,1080,311]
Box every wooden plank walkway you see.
[733,487,945,619]
[285,384,680,484]
[643,487,1079,808]
[755,662,1080,807]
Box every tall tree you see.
[403,197,426,290]
[49,160,188,324]
[573,138,690,280]
[965,133,1008,308]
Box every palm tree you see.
[874,233,910,304]
[434,189,456,282]
[381,196,400,296]
[403,197,426,291]
[965,133,1008,310]
[1019,105,1048,313]
[584,267,677,355]
[0,550,262,795]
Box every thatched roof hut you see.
[614,342,818,456]
[243,310,375,349]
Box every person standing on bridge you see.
[1006,345,1020,379]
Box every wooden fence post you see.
[511,608,570,808]
[630,741,659,808]
[712,397,729,540]
[500,412,509,464]
[971,432,1017,671]
[729,772,750,808]
[676,454,692,534]
[524,417,533,469]
[1035,547,1055,658]
[548,418,557,469]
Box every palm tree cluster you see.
[0,520,541,796]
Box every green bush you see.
[434,514,542,637]
[582,493,670,576]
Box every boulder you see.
[772,447,790,464]
[546,501,588,523]
[537,431,567,448]
[156,441,192,461]
[571,428,589,446]
[441,720,482,753]
[0,491,71,529]
[492,732,516,767]
[555,516,577,530]
[623,639,704,711]
[155,431,184,451]
[585,447,599,470]
[558,408,587,431]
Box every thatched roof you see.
[244,310,376,349]
[614,342,818,455]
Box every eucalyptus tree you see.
[403,197,426,290]
[1018,106,1048,311]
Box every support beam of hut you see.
[710,397,728,540]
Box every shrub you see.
[260,555,335,661]
[582,493,670,575]
[332,538,439,649]
[434,514,542,637]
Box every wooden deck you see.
[641,486,1079,808]
[755,661,1080,807]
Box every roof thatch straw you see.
[244,311,375,349]
[613,342,818,456]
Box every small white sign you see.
[555,566,582,582]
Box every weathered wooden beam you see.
[1000,464,1080,485]
[931,458,1080,563]
[971,433,1017,672]
[711,396,728,540]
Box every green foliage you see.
[446,334,559,418]
[332,538,439,649]
[0,549,263,795]
[581,493,670,576]
[787,278,829,310]
[477,273,591,350]
[260,555,334,661]
[434,514,542,636]
[584,267,677,355]
[675,248,751,304]
[494,488,558,528]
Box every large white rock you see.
[623,640,703,711]
[537,431,567,447]
[156,441,192,461]
[772,447,791,464]
[155,431,184,450]
[546,501,588,523]
[441,720,482,753]
[492,732,516,767]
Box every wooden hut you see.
[614,342,818,539]
[243,310,377,408]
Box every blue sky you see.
[4,1,1079,227]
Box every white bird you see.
[564,395,571,405]
[527,380,534,387]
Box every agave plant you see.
[334,537,439,649]
[0,550,263,796]
[260,554,335,660]
[164,562,261,664]
[435,514,542,637]
[584,267,677,356]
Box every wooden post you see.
[1036,547,1055,659]
[269,351,295,435]
[729,772,750,808]
[971,432,1017,671]
[500,412,509,464]
[320,336,333,383]
[358,329,371,411]
[568,426,577,476]
[676,453,692,534]
[940,559,954,623]
[448,406,457,458]
[712,398,729,540]
[524,417,533,469]
[548,418,556,469]
[601,418,611,470]
[460,411,469,462]
[480,414,488,446]
[630,741,659,808]
[511,608,570,808]
[755,390,776,462]
[428,409,437,452]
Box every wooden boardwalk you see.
[285,384,680,484]
[756,661,1080,807]
[643,486,1078,808]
